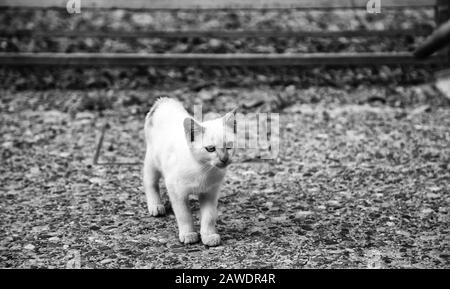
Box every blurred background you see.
[0,0,447,91]
[0,0,449,269]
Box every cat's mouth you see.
[214,161,229,169]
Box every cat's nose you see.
[216,157,229,168]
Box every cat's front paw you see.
[179,232,199,244]
[148,204,166,217]
[201,233,221,247]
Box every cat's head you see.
[183,109,237,169]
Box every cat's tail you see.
[145,96,176,122]
[144,97,172,142]
[145,97,171,124]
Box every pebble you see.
[198,90,213,101]
[272,216,287,223]
[100,258,114,265]
[284,85,296,96]
[187,248,201,253]
[301,224,314,231]
[327,200,341,207]
[295,211,313,219]
[24,244,35,250]
[396,230,411,237]
[421,208,434,215]
[89,177,105,185]
[171,248,186,253]
[89,225,101,231]
[75,112,95,120]
[257,214,266,221]
[242,99,265,109]
[426,193,440,199]
[168,243,184,249]
[59,152,71,158]
[48,237,60,242]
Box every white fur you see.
[143,98,236,246]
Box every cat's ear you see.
[183,117,204,143]
[223,107,238,134]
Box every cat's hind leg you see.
[143,151,165,217]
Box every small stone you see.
[168,243,184,249]
[208,39,222,49]
[272,216,287,223]
[249,227,263,236]
[295,211,313,219]
[11,244,22,250]
[59,152,71,158]
[2,141,13,149]
[198,90,213,101]
[24,244,35,250]
[29,167,40,176]
[158,238,168,244]
[396,230,411,237]
[148,236,158,242]
[426,193,440,199]
[301,224,314,231]
[408,105,431,118]
[327,200,341,207]
[265,201,274,208]
[75,112,95,120]
[48,237,60,242]
[257,214,266,221]
[284,85,296,96]
[187,248,201,253]
[100,258,114,265]
[421,208,434,215]
[242,99,265,109]
[89,177,105,185]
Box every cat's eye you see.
[205,146,216,152]
[225,142,234,150]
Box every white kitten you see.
[143,98,236,246]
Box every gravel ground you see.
[1,87,449,268]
